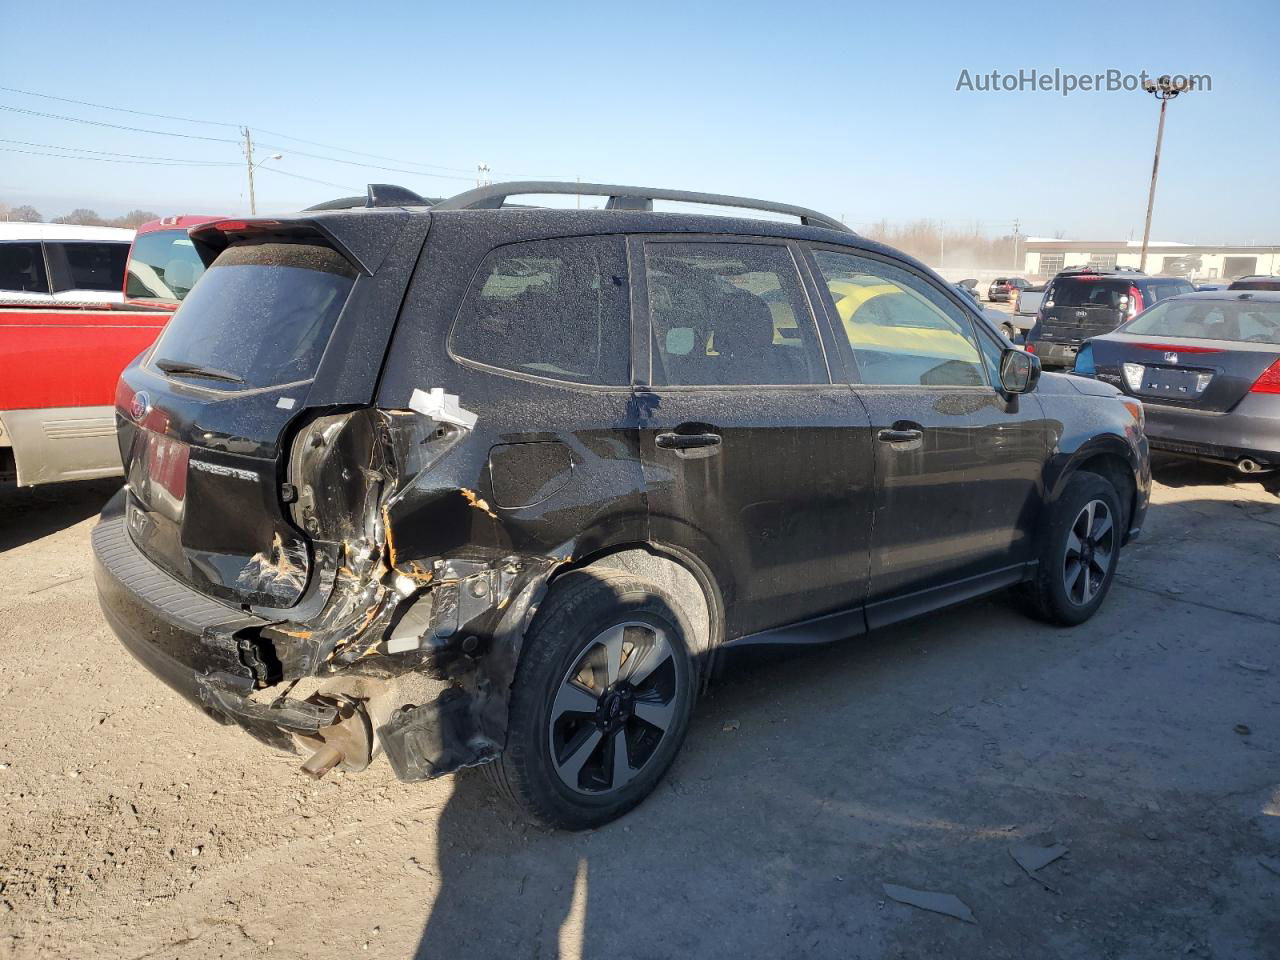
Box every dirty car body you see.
[94,182,1150,824]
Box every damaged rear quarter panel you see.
[271,217,652,779]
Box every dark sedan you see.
[988,277,1029,302]
[1075,290,1280,474]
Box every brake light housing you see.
[1126,285,1144,319]
[1250,358,1280,395]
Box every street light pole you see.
[243,126,257,216]
[241,126,283,216]
[1138,75,1190,273]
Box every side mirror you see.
[999,348,1041,394]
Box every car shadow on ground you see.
[408,490,1280,960]
[1150,454,1279,496]
[0,478,119,552]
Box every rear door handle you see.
[877,428,923,443]
[656,432,722,450]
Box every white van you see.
[0,223,134,305]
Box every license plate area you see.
[1136,366,1212,399]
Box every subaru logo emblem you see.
[1164,352,1178,364]
[130,390,151,422]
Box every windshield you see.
[148,242,356,390]
[126,229,208,303]
[1121,298,1280,344]
[1048,278,1128,308]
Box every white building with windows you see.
[1022,239,1280,282]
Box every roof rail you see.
[430,180,851,232]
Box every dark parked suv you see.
[1027,268,1194,368]
[93,182,1150,829]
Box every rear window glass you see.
[450,236,630,385]
[0,242,49,294]
[1047,278,1128,308]
[1122,299,1280,344]
[48,241,129,293]
[149,242,356,390]
[126,229,207,302]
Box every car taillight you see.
[1249,358,1280,394]
[1025,343,1036,354]
[1127,285,1144,318]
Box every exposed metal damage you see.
[210,391,572,783]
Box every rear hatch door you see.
[1040,276,1128,343]
[114,211,427,610]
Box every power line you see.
[251,127,476,174]
[0,146,236,167]
[256,167,362,191]
[0,84,241,128]
[0,103,240,143]
[0,137,235,165]
[250,139,476,182]
[2,86,569,182]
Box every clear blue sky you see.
[2,0,1276,242]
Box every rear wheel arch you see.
[552,543,724,661]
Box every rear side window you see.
[0,242,49,294]
[126,229,207,302]
[450,236,630,386]
[1143,280,1194,303]
[1046,278,1128,308]
[150,242,356,390]
[645,241,827,386]
[47,241,129,293]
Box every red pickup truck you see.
[0,215,219,486]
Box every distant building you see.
[1022,239,1280,281]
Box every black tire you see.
[1018,472,1123,626]
[485,569,698,830]
[1001,322,1017,340]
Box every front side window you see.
[0,242,49,294]
[812,250,986,387]
[150,242,356,390]
[450,236,630,385]
[126,229,207,303]
[645,241,827,386]
[47,241,129,293]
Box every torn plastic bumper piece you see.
[378,687,500,781]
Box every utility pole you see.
[1012,218,1020,272]
[242,126,257,216]
[1139,75,1191,273]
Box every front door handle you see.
[877,428,924,443]
[656,432,722,450]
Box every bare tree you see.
[52,208,108,226]
[108,210,159,229]
[5,204,44,223]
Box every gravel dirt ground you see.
[1,459,1278,960]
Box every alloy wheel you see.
[548,621,682,795]
[1063,498,1115,606]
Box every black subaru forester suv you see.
[94,182,1149,829]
